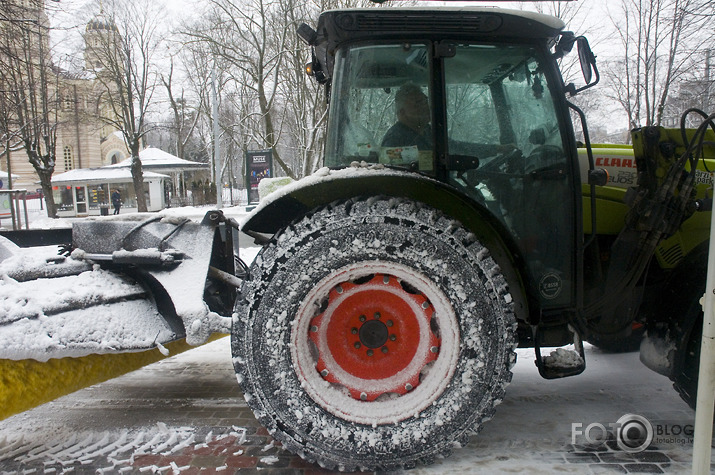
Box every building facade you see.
[51,168,168,217]
[1,0,129,190]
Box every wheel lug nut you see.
[367,349,374,356]
[359,315,366,322]
[320,369,329,377]
[351,327,358,335]
[383,276,390,284]
[405,383,413,391]
[389,334,397,341]
[381,346,388,354]
[354,342,361,349]
[386,320,393,327]
[430,346,439,354]
[421,301,430,309]
[360,392,367,401]
[310,325,318,333]
[374,312,381,319]
[336,285,343,294]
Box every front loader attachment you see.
[0,210,241,420]
[68,210,239,348]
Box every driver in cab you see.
[381,83,432,150]
[381,84,518,160]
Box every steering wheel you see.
[526,145,563,172]
[451,147,522,200]
[475,147,524,175]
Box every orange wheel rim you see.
[308,274,440,401]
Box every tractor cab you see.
[301,8,596,311]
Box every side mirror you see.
[577,37,595,84]
[565,36,600,96]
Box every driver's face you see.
[400,91,430,131]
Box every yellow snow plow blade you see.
[0,334,227,421]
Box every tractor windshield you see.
[325,41,575,307]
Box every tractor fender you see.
[242,165,530,322]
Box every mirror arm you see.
[569,62,600,96]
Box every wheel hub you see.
[359,319,388,348]
[308,273,440,402]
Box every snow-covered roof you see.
[52,168,169,184]
[0,171,20,180]
[105,147,209,171]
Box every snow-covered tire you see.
[232,197,516,471]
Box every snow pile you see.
[0,241,89,281]
[0,265,143,324]
[0,281,175,361]
[543,348,584,368]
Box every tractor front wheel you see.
[232,197,516,471]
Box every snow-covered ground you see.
[1,200,253,231]
[0,337,709,473]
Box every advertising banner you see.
[246,149,273,204]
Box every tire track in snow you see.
[0,423,232,473]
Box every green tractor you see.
[233,5,715,471]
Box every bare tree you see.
[84,0,165,212]
[0,0,61,217]
[171,42,215,165]
[605,0,713,128]
[172,36,251,194]
[179,0,374,180]
[278,0,328,177]
[181,0,296,179]
[0,85,25,192]
[161,56,203,162]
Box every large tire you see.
[232,197,516,471]
[656,248,707,411]
[672,308,703,410]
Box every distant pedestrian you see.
[111,189,121,215]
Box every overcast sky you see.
[46,0,625,131]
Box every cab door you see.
[441,44,577,308]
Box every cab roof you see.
[316,7,566,43]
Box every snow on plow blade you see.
[0,211,240,420]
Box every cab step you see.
[534,327,586,379]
